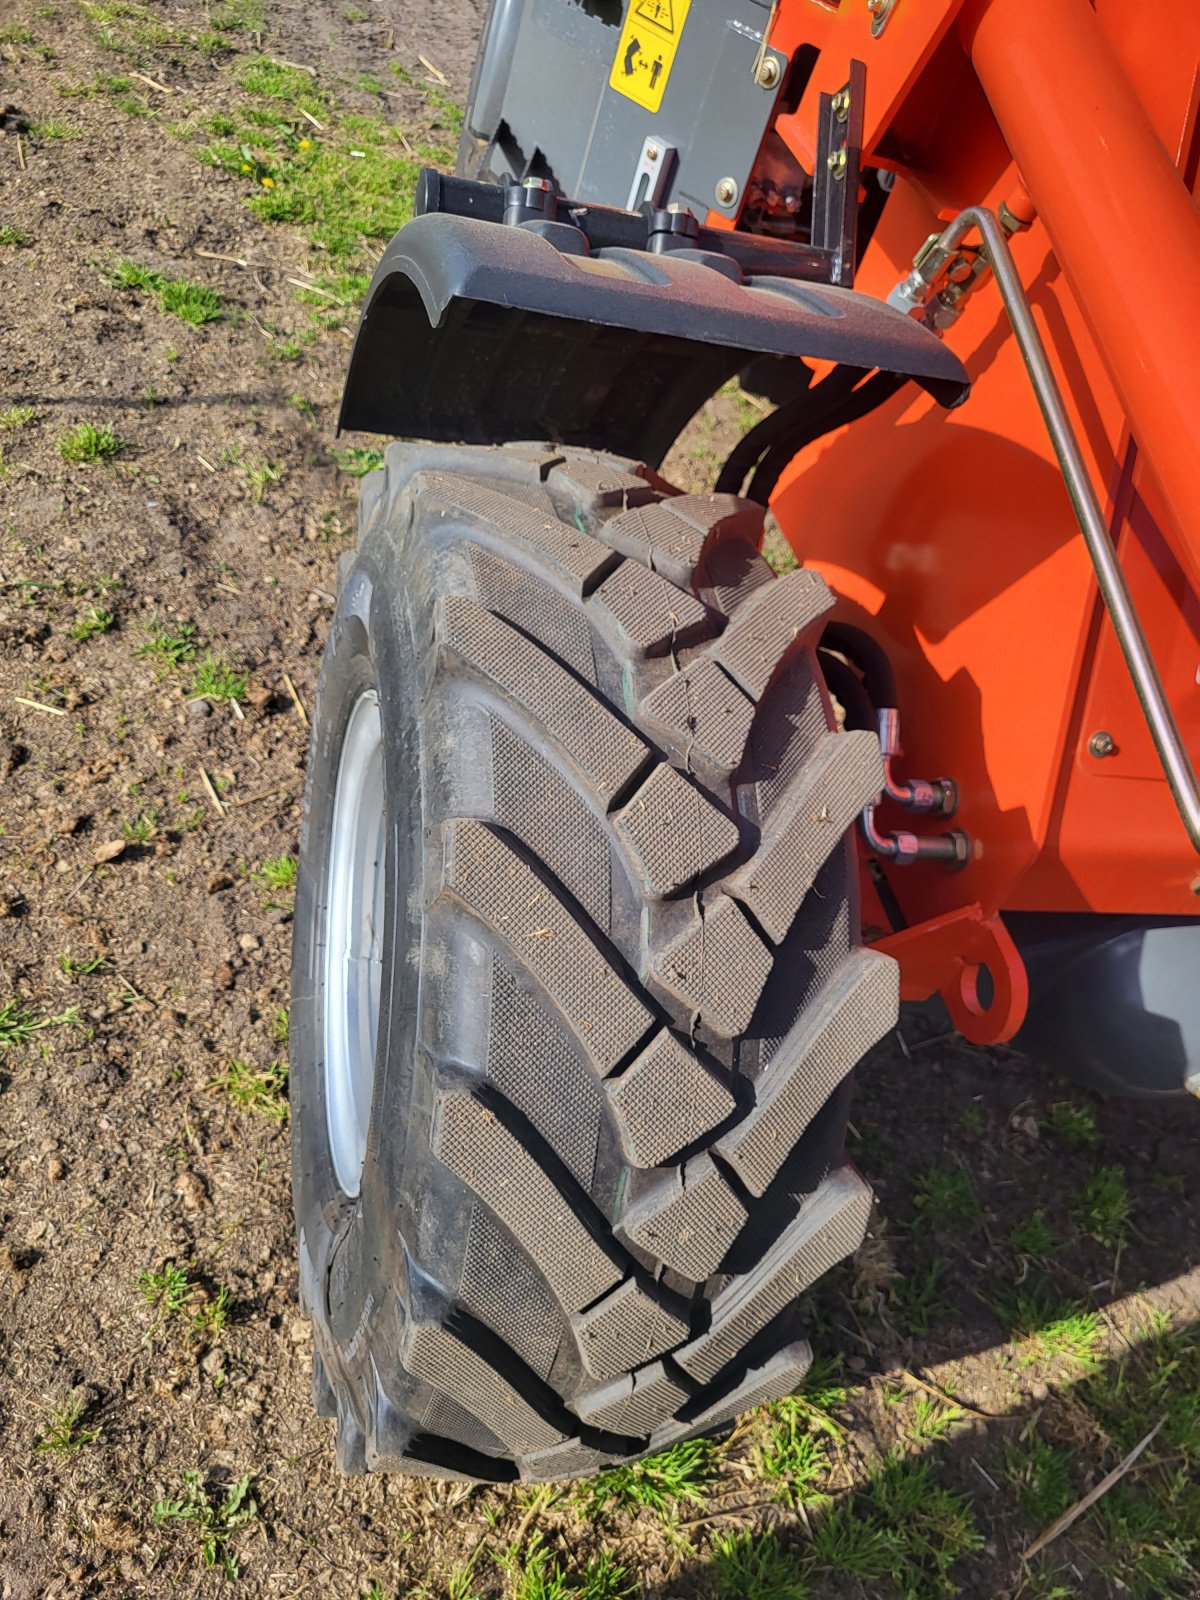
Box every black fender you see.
[337,210,969,466]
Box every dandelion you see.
[298,137,311,149]
[241,162,251,172]
[260,176,275,188]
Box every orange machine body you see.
[741,0,1200,1039]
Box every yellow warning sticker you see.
[609,0,692,114]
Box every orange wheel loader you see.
[288,0,1200,1480]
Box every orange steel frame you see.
[730,0,1200,1042]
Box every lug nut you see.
[827,149,847,179]
[832,88,850,121]
[715,176,738,206]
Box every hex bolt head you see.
[646,143,659,161]
[827,149,848,179]
[1088,729,1116,758]
[755,55,781,89]
[832,89,851,122]
[715,177,739,206]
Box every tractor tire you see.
[291,443,897,1482]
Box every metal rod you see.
[939,206,1200,856]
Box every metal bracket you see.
[874,905,1029,1045]
[811,61,866,287]
[626,137,677,212]
[889,207,1200,856]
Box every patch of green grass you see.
[0,405,38,429]
[105,258,223,325]
[209,1058,288,1123]
[505,1537,632,1600]
[0,999,80,1046]
[808,1499,897,1583]
[30,116,79,140]
[191,656,249,703]
[69,606,115,641]
[271,1005,289,1045]
[996,1281,1105,1369]
[581,1436,718,1517]
[1074,1165,1133,1248]
[329,444,384,477]
[1043,1100,1099,1147]
[139,1261,192,1318]
[286,391,316,420]
[908,1395,964,1443]
[861,1451,984,1594]
[36,1392,100,1454]
[160,279,223,326]
[756,1414,828,1507]
[152,1471,258,1582]
[1007,1435,1074,1527]
[236,54,321,104]
[256,853,297,892]
[60,422,124,463]
[137,618,197,669]
[243,457,284,502]
[210,0,265,30]
[0,226,33,246]
[892,1257,954,1337]
[1010,1208,1056,1260]
[192,1284,234,1339]
[710,1529,807,1600]
[0,23,34,42]
[911,1163,979,1230]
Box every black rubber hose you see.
[714,365,866,498]
[817,649,875,732]
[745,370,906,506]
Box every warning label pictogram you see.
[609,0,691,113]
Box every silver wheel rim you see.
[323,688,385,1199]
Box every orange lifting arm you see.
[962,0,1200,591]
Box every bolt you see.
[755,55,781,89]
[868,0,897,35]
[827,149,847,179]
[645,143,659,162]
[1088,729,1115,758]
[832,88,850,122]
[715,176,738,206]
[522,177,552,191]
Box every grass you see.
[1043,1100,1099,1147]
[271,1005,289,1045]
[191,656,249,703]
[1010,1208,1056,1260]
[891,1257,953,1337]
[329,445,384,477]
[60,422,124,463]
[908,1395,964,1443]
[581,1437,719,1517]
[1074,1165,1133,1248]
[505,1536,632,1600]
[0,405,38,429]
[710,1529,807,1600]
[0,226,33,246]
[153,1471,258,1581]
[58,953,109,977]
[1007,1435,1075,1526]
[0,999,80,1046]
[36,1392,100,1454]
[911,1163,979,1229]
[140,1261,192,1318]
[139,1262,235,1338]
[256,853,297,892]
[137,618,197,669]
[209,1058,288,1123]
[68,605,115,640]
[996,1281,1105,1369]
[121,808,159,843]
[105,257,223,325]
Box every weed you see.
[242,457,284,502]
[137,618,197,669]
[69,606,115,641]
[1043,1100,1099,1147]
[153,1471,257,1581]
[892,1258,954,1335]
[911,1162,980,1229]
[140,1261,193,1318]
[60,422,124,463]
[58,953,109,977]
[257,853,297,892]
[1010,1209,1056,1260]
[210,0,264,30]
[36,1392,100,1454]
[191,656,249,703]
[121,808,159,843]
[756,1416,828,1506]
[960,1104,986,1137]
[106,257,166,291]
[210,1058,288,1123]
[330,444,384,476]
[0,226,33,246]
[1007,1435,1075,1526]
[710,1529,807,1600]
[996,1281,1105,1368]
[0,999,80,1046]
[0,23,34,42]
[0,405,38,429]
[865,1452,984,1592]
[581,1436,718,1516]
[192,1284,234,1339]
[236,54,321,104]
[809,1500,897,1582]
[505,1536,632,1600]
[160,279,223,325]
[286,391,316,420]
[31,117,78,140]
[909,1394,964,1443]
[271,1005,289,1045]
[1074,1165,1133,1248]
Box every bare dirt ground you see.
[1,3,1198,1598]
